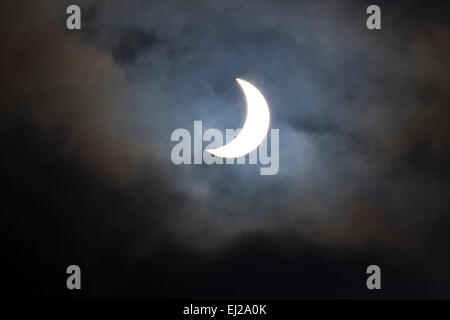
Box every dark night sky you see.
[1,0,449,299]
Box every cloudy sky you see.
[1,0,449,298]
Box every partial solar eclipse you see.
[206,78,270,158]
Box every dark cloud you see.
[1,0,449,298]
[112,28,159,63]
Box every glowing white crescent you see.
[206,79,270,158]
